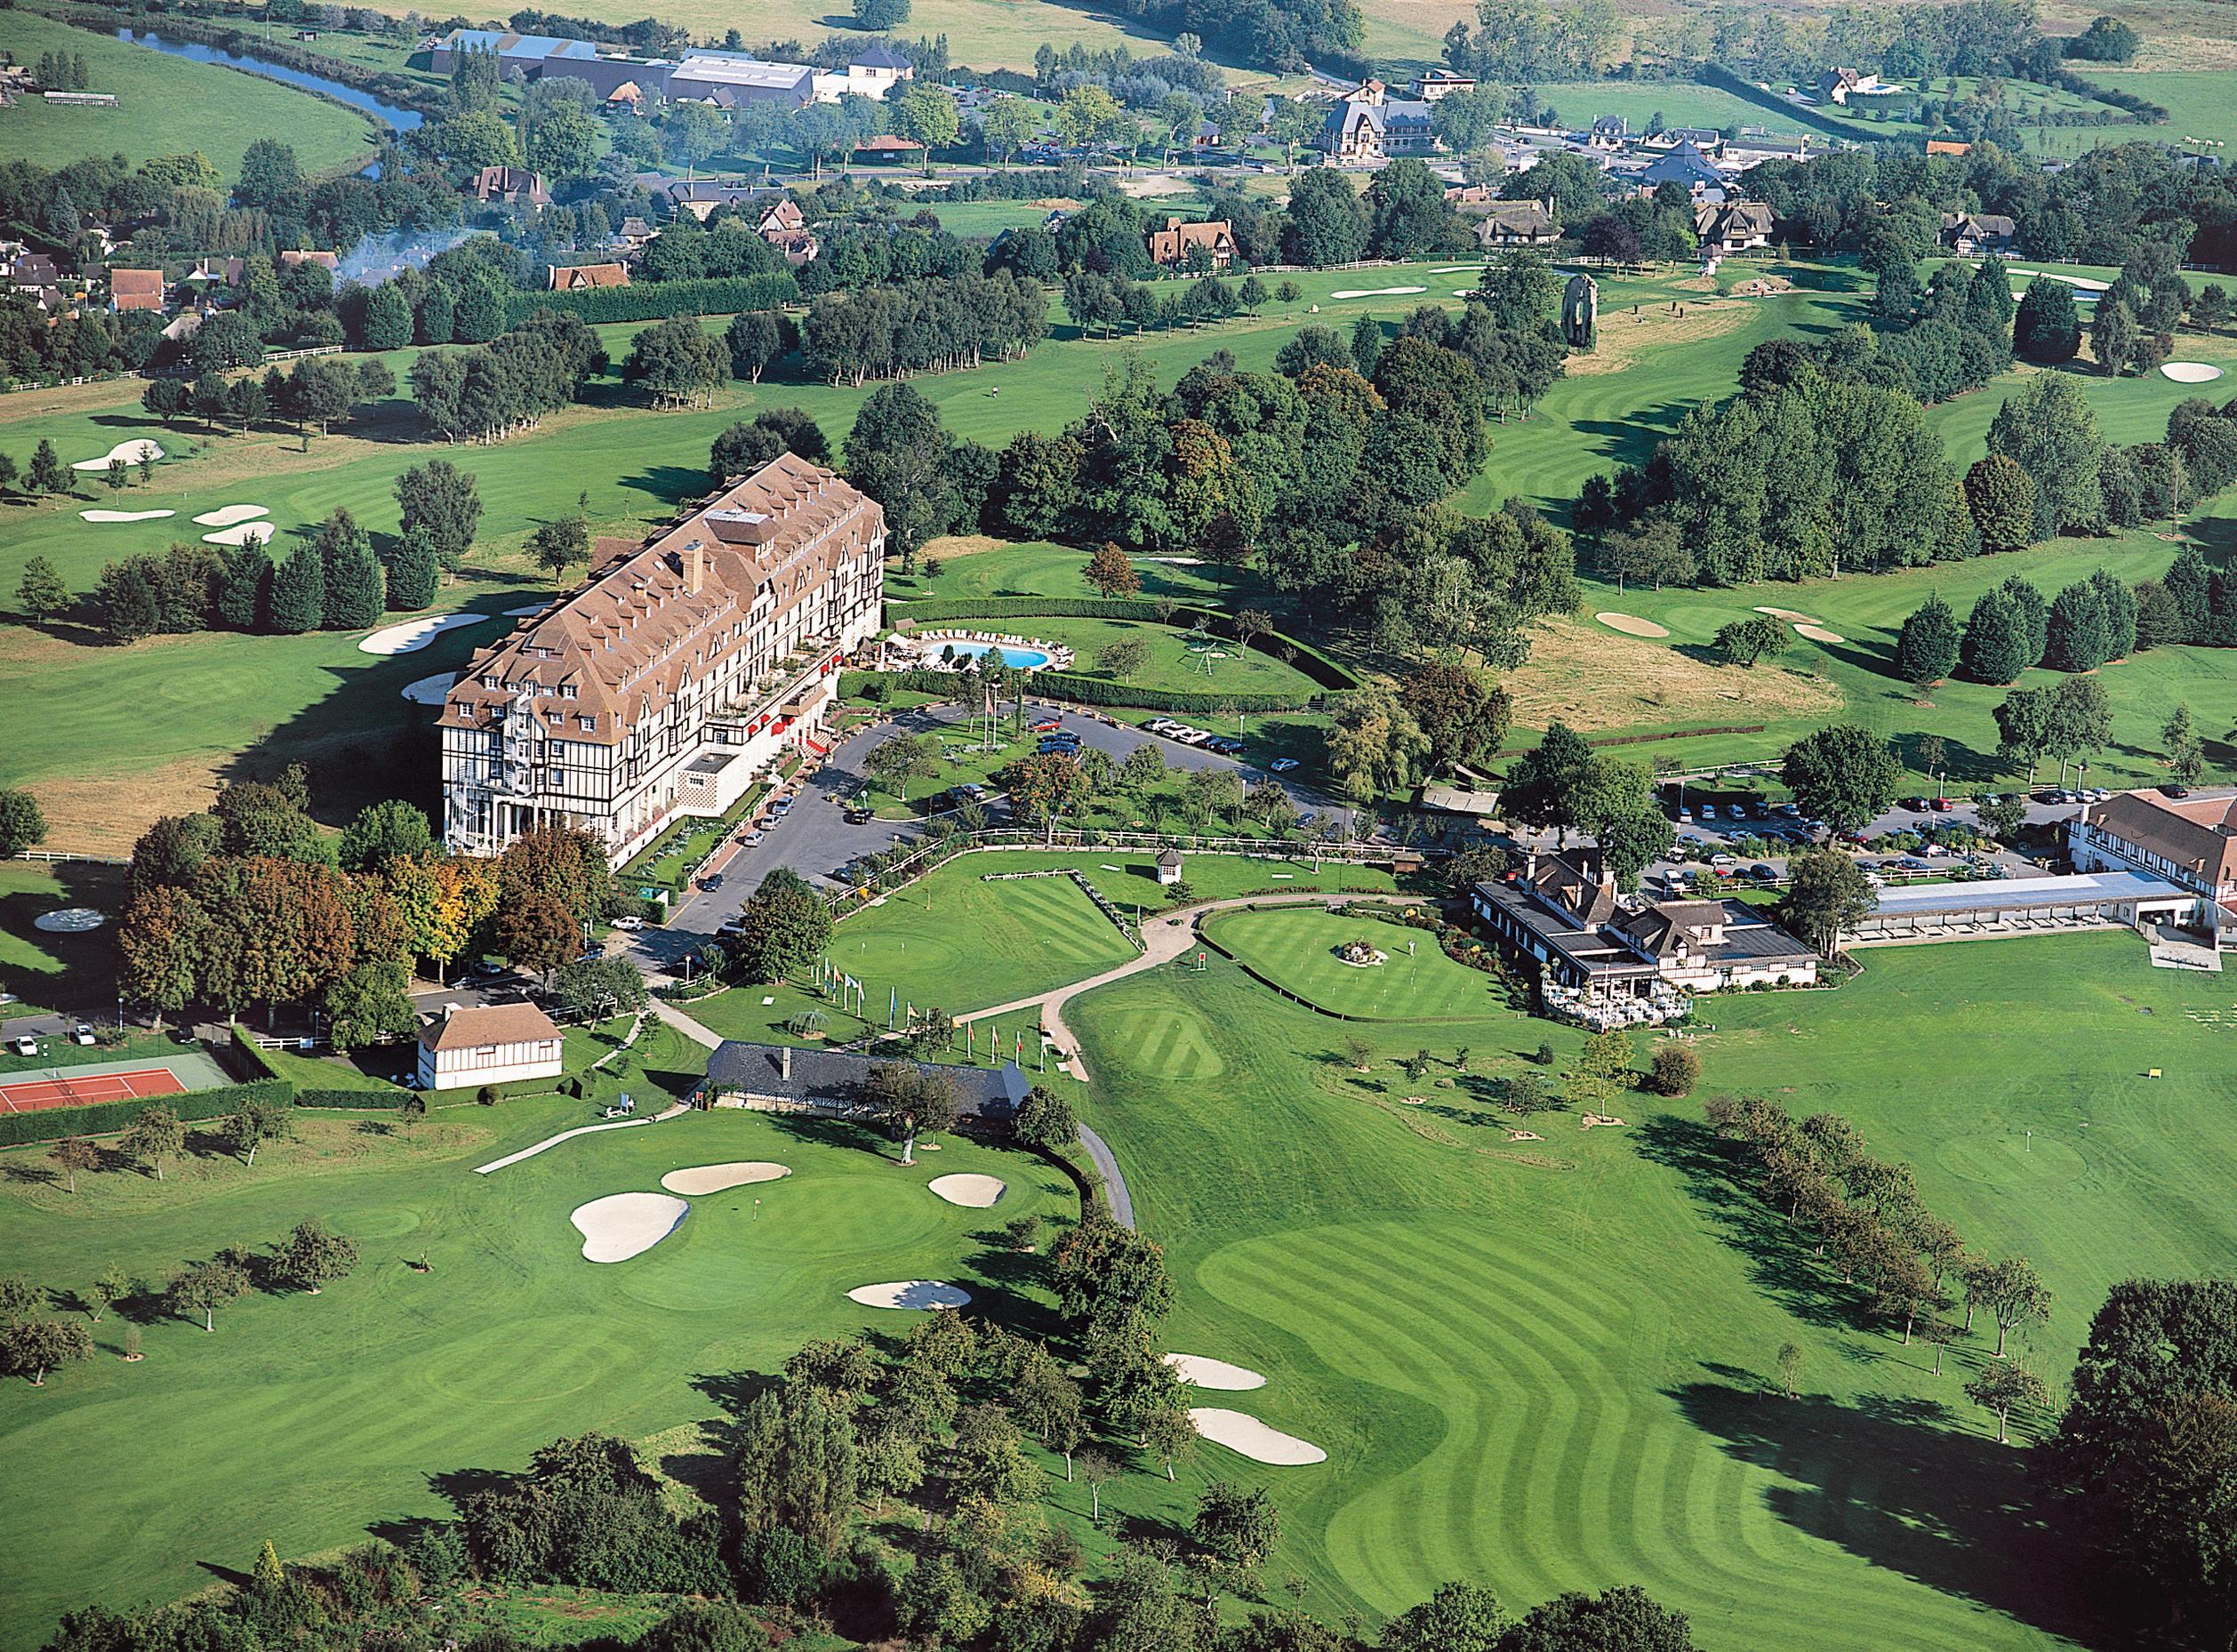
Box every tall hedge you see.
[852,668,1321,716]
[887,597,1359,690]
[508,274,799,329]
[0,1078,294,1148]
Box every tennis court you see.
[0,1051,230,1113]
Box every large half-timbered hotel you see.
[438,454,883,863]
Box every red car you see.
[1030,717,1062,734]
[1930,797,1955,812]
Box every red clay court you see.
[0,1066,186,1113]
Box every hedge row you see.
[296,1087,412,1110]
[229,1024,285,1080]
[0,1079,294,1148]
[1032,670,1319,714]
[888,597,1359,690]
[509,274,799,329]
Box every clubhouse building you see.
[437,454,884,864]
[2068,788,2237,948]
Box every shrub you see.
[1648,1043,1701,1097]
[507,273,798,328]
[0,1079,293,1148]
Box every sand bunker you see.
[33,907,105,933]
[926,1173,1006,1207]
[1166,1353,1268,1391]
[503,604,546,617]
[193,504,269,528]
[400,671,454,705]
[1331,285,1428,300]
[1794,624,1846,644]
[662,1161,791,1195]
[848,1280,973,1311]
[572,1191,689,1263]
[201,523,274,547]
[2161,361,2225,384]
[1595,612,1671,638]
[1429,264,1480,274]
[1190,1407,1327,1465]
[1752,605,1818,623]
[72,439,163,472]
[80,508,175,524]
[358,612,495,655]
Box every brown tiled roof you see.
[438,454,879,750]
[108,269,164,310]
[550,261,630,289]
[278,249,340,269]
[421,1000,560,1051]
[1529,847,1617,925]
[1147,218,1234,263]
[1616,900,1725,956]
[2089,791,2237,885]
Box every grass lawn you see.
[1524,80,1811,140]
[0,1054,1078,1648]
[2084,66,2237,152]
[1203,904,1502,1020]
[1063,929,2237,1649]
[0,14,376,179]
[0,861,125,1014]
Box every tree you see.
[624,316,723,410]
[553,957,649,1022]
[317,511,384,630]
[1893,593,1960,689]
[1963,453,2038,553]
[1084,541,1143,597]
[1967,1359,2049,1445]
[122,1104,183,1182]
[1400,661,1511,774]
[735,867,831,983]
[892,82,958,149]
[1712,614,1792,669]
[276,1218,358,1293]
[1781,724,1900,835]
[360,282,413,352]
[979,95,1040,166]
[0,789,48,858]
[1648,1044,1700,1098]
[862,1062,957,1167]
[268,544,324,635]
[1349,310,1383,379]
[2045,581,2111,672]
[2014,277,2081,364]
[1097,638,1148,678]
[1282,168,1369,267]
[1776,847,1878,958]
[1014,1083,1078,1151]
[845,381,953,570]
[45,1135,99,1195]
[1986,373,2105,540]
[2090,296,2138,377]
[2047,675,2113,784]
[15,556,68,627]
[224,1094,291,1165]
[529,511,591,581]
[27,439,70,494]
[1960,589,2030,686]
[1324,685,1430,805]
[88,1263,130,1323]
[387,525,440,611]
[1500,1586,1699,1652]
[865,733,937,802]
[168,1258,249,1331]
[3,1319,92,1386]
[1974,1255,2051,1358]
[325,958,416,1052]
[1384,1581,1506,1652]
[395,459,483,571]
[1776,1341,1805,1399]
[1194,1480,1280,1592]
[722,310,784,385]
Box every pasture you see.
[0,14,376,178]
[0,1061,1078,1649]
[1064,929,2237,1651]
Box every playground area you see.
[0,1051,229,1112]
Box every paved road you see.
[628,702,1327,977]
[1076,1121,1135,1229]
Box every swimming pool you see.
[937,641,1054,670]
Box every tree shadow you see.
[621,462,714,508]
[426,1464,517,1512]
[1634,1111,1868,1329]
[1669,1377,2107,1645]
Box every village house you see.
[415,1001,564,1092]
[1145,217,1237,269]
[1695,200,1774,253]
[1410,68,1478,101]
[106,268,165,313]
[549,261,630,290]
[1814,67,1892,105]
[277,250,341,273]
[1475,201,1560,248]
[665,180,782,222]
[1641,140,1725,196]
[1723,132,1808,164]
[1444,180,1498,208]
[1588,114,1627,150]
[812,40,912,103]
[852,133,927,164]
[1318,79,1434,162]
[438,453,884,863]
[604,80,645,114]
[1940,212,2016,253]
[471,165,551,209]
[1642,126,1722,154]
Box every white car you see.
[612,915,645,932]
[1699,804,1718,821]
[72,1022,96,1046]
[11,1035,36,1056]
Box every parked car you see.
[842,807,872,825]
[1709,852,1737,869]
[1030,717,1063,734]
[1699,804,1718,821]
[2161,783,2191,798]
[11,1035,38,1056]
[1747,862,1778,883]
[1205,735,1245,754]
[1774,803,1801,818]
[70,1022,96,1046]
[613,915,645,931]
[2088,788,2111,801]
[1930,797,1955,812]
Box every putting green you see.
[1206,906,1500,1022]
[1935,1134,2088,1188]
[1112,1004,1228,1080]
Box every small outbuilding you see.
[1156,849,1183,886]
[416,1000,563,1092]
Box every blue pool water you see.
[939,641,1052,670]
